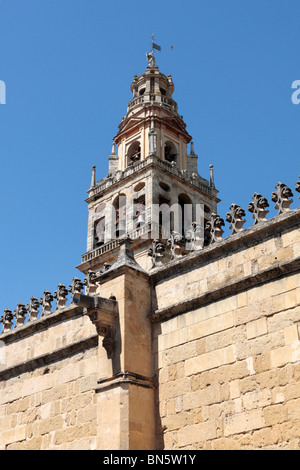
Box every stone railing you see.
[127,93,178,113]
[88,155,213,200]
[81,223,155,263]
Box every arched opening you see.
[94,217,105,247]
[127,141,141,164]
[113,194,127,238]
[164,141,177,164]
[133,195,146,229]
[159,195,171,238]
[204,205,211,234]
[178,194,193,237]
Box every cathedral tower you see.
[78,52,219,275]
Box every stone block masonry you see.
[0,307,98,450]
[0,200,300,450]
[151,209,300,450]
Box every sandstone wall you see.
[0,209,299,451]
[0,307,98,450]
[152,211,300,450]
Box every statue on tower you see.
[146,51,156,68]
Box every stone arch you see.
[113,193,127,237]
[127,140,141,165]
[178,193,193,236]
[164,140,178,164]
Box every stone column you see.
[92,240,155,450]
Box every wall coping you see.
[0,304,84,345]
[149,207,300,285]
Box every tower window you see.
[127,141,141,164]
[94,218,105,247]
[139,88,146,96]
[178,194,193,237]
[113,194,127,238]
[164,141,177,164]
[134,195,146,228]
[159,195,171,238]
[160,87,166,96]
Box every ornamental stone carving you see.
[82,296,118,359]
[14,303,28,327]
[40,290,54,316]
[69,278,84,303]
[185,222,204,251]
[226,204,246,235]
[148,240,165,268]
[54,284,69,310]
[295,178,300,198]
[166,231,184,260]
[248,193,269,225]
[146,51,156,68]
[204,213,225,245]
[27,297,40,321]
[84,271,98,296]
[1,309,14,333]
[271,182,293,215]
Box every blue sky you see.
[0,0,299,315]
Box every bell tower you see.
[77,53,220,275]
[111,51,191,172]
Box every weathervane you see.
[146,34,161,67]
[151,34,161,52]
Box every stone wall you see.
[151,209,300,450]
[0,202,299,450]
[0,307,98,450]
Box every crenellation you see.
[204,213,225,245]
[271,182,294,215]
[54,284,68,310]
[83,270,98,296]
[1,309,14,333]
[27,297,40,321]
[226,204,246,234]
[14,303,28,328]
[68,278,84,303]
[248,192,269,224]
[40,291,54,317]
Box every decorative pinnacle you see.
[111,142,116,156]
[190,142,195,155]
[90,166,96,189]
[209,165,215,189]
